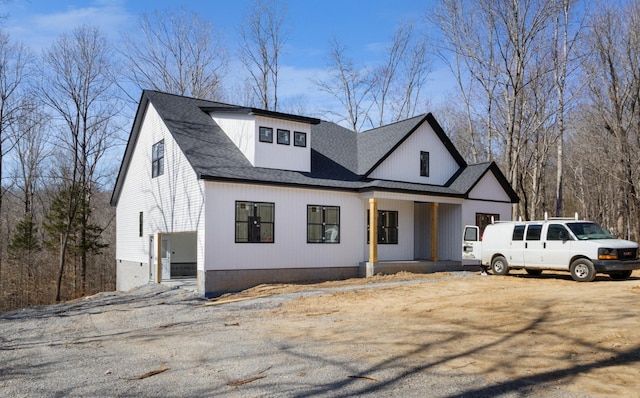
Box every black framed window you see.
[420,151,429,177]
[235,201,275,243]
[259,126,273,143]
[307,205,340,243]
[152,140,164,178]
[277,129,290,145]
[294,131,307,147]
[367,210,398,244]
[139,212,143,237]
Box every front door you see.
[161,238,171,280]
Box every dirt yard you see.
[2,269,640,397]
[230,269,640,396]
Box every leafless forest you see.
[2,0,640,311]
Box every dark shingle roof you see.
[110,90,518,205]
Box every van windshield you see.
[566,222,615,240]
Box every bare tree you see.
[40,25,119,301]
[552,0,584,216]
[0,30,32,291]
[238,0,289,110]
[578,1,640,239]
[433,0,500,163]
[434,0,565,220]
[370,20,432,126]
[315,37,373,132]
[121,7,228,101]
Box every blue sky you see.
[2,0,454,111]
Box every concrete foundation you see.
[199,266,359,297]
[116,259,150,291]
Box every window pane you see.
[308,225,323,243]
[308,206,322,224]
[513,225,525,241]
[386,228,398,244]
[235,222,248,242]
[259,126,273,143]
[260,223,274,242]
[325,225,339,243]
[257,203,274,222]
[325,207,339,224]
[526,225,542,241]
[277,129,290,145]
[420,151,429,177]
[236,202,252,222]
[294,131,306,147]
[388,211,398,227]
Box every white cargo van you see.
[463,217,640,281]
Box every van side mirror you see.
[559,230,569,241]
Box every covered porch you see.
[361,192,466,277]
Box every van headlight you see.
[598,248,618,260]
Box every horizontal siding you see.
[368,124,460,185]
[116,103,204,264]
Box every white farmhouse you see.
[110,90,518,296]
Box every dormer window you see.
[259,126,273,143]
[277,129,290,145]
[420,151,429,177]
[294,131,307,147]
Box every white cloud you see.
[5,0,134,51]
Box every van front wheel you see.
[570,259,596,282]
[491,255,509,275]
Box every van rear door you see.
[462,226,482,265]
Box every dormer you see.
[205,106,320,173]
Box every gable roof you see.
[110,90,518,206]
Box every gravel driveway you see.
[1,274,594,397]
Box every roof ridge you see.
[359,113,427,134]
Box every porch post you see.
[368,198,378,263]
[431,202,439,262]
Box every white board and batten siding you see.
[211,113,311,173]
[460,171,513,256]
[364,199,415,262]
[211,113,255,164]
[368,123,460,185]
[116,102,205,265]
[203,182,364,271]
[253,116,311,172]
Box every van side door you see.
[509,224,526,267]
[523,224,544,268]
[462,226,481,265]
[541,223,573,269]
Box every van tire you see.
[608,270,632,280]
[491,255,509,275]
[570,259,596,282]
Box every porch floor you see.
[360,260,477,277]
